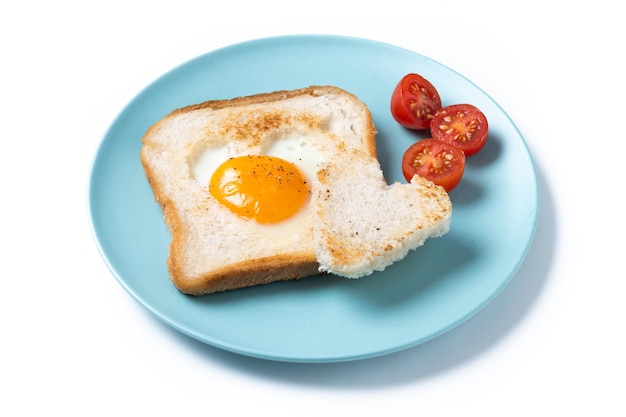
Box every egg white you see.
[190,133,325,240]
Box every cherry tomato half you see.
[402,138,466,192]
[391,73,442,130]
[430,104,488,156]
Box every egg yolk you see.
[209,155,311,224]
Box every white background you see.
[3,1,624,415]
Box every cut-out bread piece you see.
[314,149,451,278]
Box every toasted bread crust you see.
[169,253,321,295]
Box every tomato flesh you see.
[391,73,442,130]
[402,139,465,192]
[430,104,488,156]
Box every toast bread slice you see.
[140,86,451,295]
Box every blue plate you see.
[89,35,538,362]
